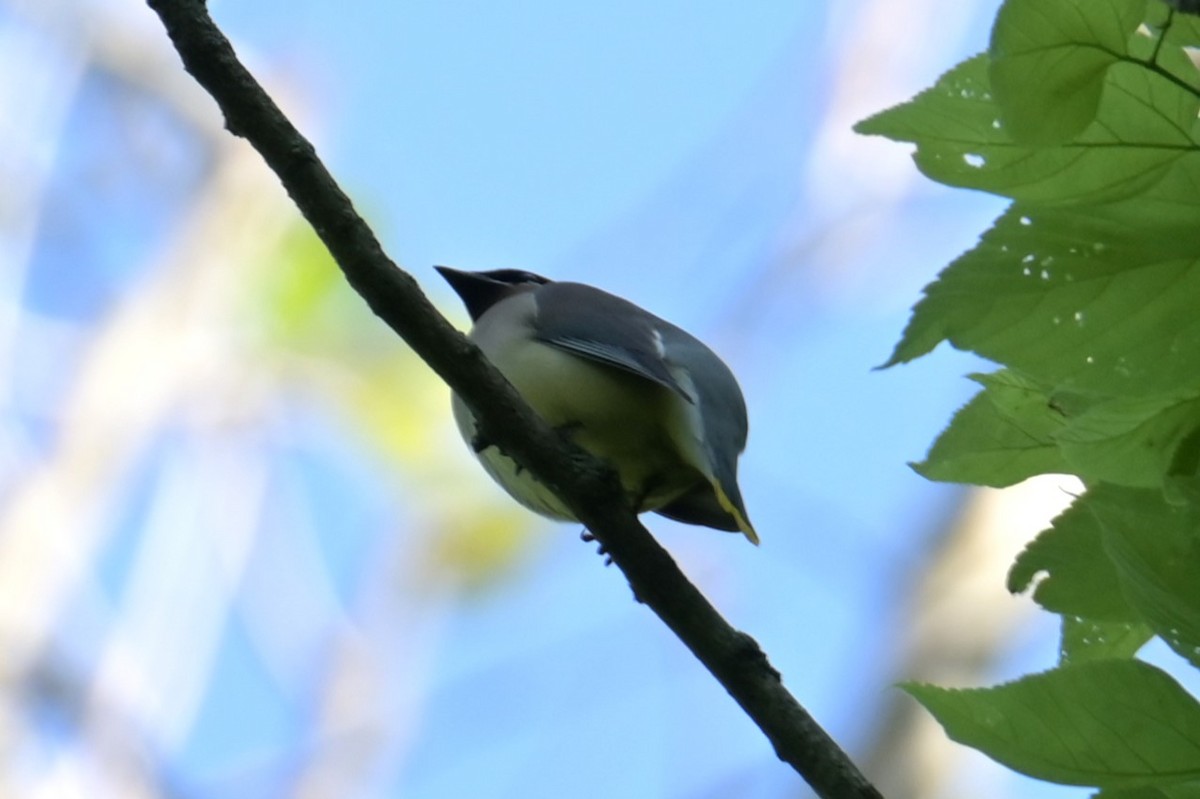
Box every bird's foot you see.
[580,529,612,566]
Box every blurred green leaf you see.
[424,504,541,594]
[251,222,354,347]
[243,222,545,592]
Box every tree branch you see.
[144,2,883,796]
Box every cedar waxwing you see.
[437,266,757,545]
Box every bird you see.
[436,266,757,545]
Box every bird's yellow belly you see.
[452,339,700,518]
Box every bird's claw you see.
[580,529,612,565]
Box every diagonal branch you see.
[144,2,883,797]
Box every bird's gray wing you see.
[536,281,757,541]
[531,282,693,402]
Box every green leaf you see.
[1096,780,1200,799]
[884,206,1200,399]
[1009,493,1137,621]
[1060,616,1152,664]
[990,0,1147,144]
[1139,5,1200,93]
[1058,395,1200,487]
[863,3,1200,793]
[1089,484,1200,668]
[914,375,1200,489]
[914,370,1069,486]
[1166,475,1200,508]
[855,53,1200,206]
[905,660,1200,789]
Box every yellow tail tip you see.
[713,482,759,546]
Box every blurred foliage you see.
[859,0,1200,794]
[246,220,543,592]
